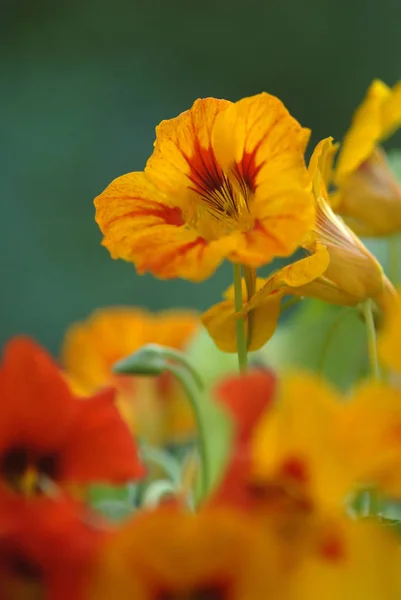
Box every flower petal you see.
[95,171,235,280]
[335,80,390,182]
[61,387,145,483]
[212,92,311,196]
[0,337,78,453]
[245,243,330,311]
[146,97,232,197]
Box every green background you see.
[2,0,401,353]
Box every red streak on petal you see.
[184,144,225,196]
[319,535,344,562]
[235,140,264,193]
[106,204,184,228]
[280,457,309,484]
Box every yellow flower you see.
[251,374,352,514]
[86,507,281,600]
[286,516,401,600]
[202,138,394,352]
[62,307,198,445]
[94,93,315,281]
[332,79,401,236]
[339,381,401,497]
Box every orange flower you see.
[86,506,281,600]
[94,93,315,281]
[0,492,107,600]
[202,138,394,352]
[62,308,198,445]
[332,79,401,236]
[0,337,143,493]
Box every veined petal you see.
[95,94,315,279]
[212,92,311,195]
[236,189,316,264]
[95,171,235,280]
[146,97,232,197]
[335,80,390,183]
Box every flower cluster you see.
[3,81,401,599]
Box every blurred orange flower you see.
[86,506,281,600]
[0,492,107,600]
[0,337,143,493]
[202,138,394,352]
[94,93,315,281]
[62,307,198,445]
[332,79,401,236]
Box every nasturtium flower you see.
[202,138,394,352]
[332,79,401,236]
[0,337,143,493]
[62,307,198,445]
[86,507,281,600]
[94,93,315,281]
[251,374,352,515]
[0,492,107,600]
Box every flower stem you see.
[233,263,248,373]
[168,364,209,501]
[363,299,380,381]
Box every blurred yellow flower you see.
[332,79,401,236]
[251,371,401,511]
[62,307,198,445]
[285,516,401,600]
[202,138,394,352]
[94,93,315,281]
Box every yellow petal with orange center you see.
[95,94,316,279]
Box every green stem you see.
[167,364,209,501]
[318,307,353,376]
[233,263,248,373]
[363,299,380,381]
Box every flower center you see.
[1,445,60,493]
[186,146,254,240]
